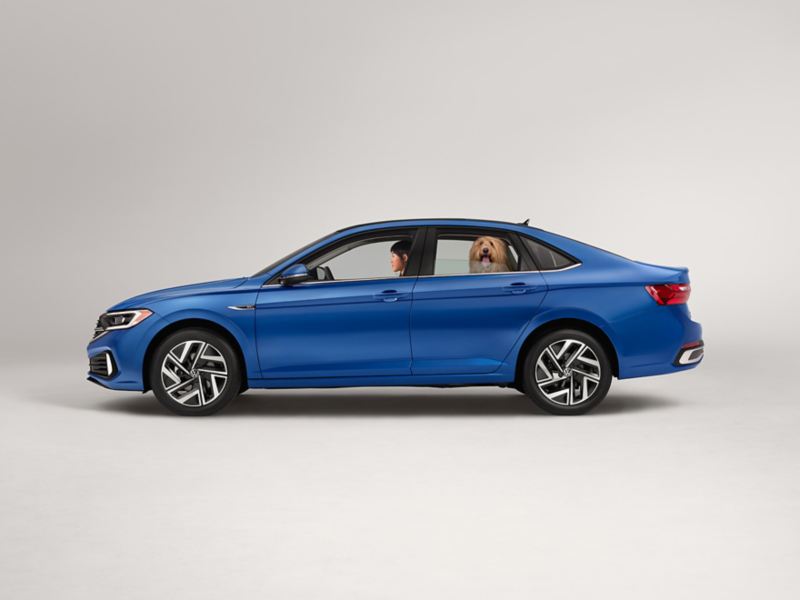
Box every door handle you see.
[503,283,537,295]
[373,290,407,302]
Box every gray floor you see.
[1,356,798,599]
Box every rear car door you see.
[409,226,548,375]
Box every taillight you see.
[645,283,691,305]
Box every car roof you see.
[336,218,534,233]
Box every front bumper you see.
[86,313,165,391]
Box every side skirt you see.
[246,373,514,390]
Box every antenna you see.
[519,218,530,226]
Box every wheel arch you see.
[142,318,249,392]
[514,317,620,386]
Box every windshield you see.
[251,231,335,277]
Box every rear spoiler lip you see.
[631,260,691,284]
[632,260,689,273]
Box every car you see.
[87,218,704,416]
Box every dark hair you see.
[390,239,412,257]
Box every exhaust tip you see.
[674,340,704,366]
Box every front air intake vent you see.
[89,352,115,378]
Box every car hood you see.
[108,277,248,311]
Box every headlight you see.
[92,309,153,340]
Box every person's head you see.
[390,239,412,274]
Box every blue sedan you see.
[87,218,704,415]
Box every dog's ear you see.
[495,240,507,267]
[469,238,481,262]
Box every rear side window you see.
[522,236,577,270]
[432,230,524,275]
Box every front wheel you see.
[149,328,242,416]
[522,329,613,415]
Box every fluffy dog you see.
[468,236,511,273]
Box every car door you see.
[410,226,548,375]
[255,228,422,379]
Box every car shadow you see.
[58,388,679,417]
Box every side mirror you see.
[279,263,310,286]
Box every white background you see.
[1,1,798,598]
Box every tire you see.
[149,328,242,416]
[521,329,612,415]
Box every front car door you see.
[255,228,423,379]
[410,226,548,375]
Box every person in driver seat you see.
[390,239,412,276]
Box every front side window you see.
[432,231,523,275]
[305,232,416,281]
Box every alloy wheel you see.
[534,338,602,406]
[160,340,228,407]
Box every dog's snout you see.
[481,247,490,255]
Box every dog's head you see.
[469,236,508,270]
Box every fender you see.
[157,307,260,380]
[501,306,619,376]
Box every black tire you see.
[149,328,242,416]
[521,329,612,415]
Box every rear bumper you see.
[615,304,704,379]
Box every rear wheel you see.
[149,328,241,416]
[522,329,612,415]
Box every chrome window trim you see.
[259,226,583,288]
[261,275,408,289]
[536,262,582,273]
[419,262,582,278]
[259,262,582,288]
